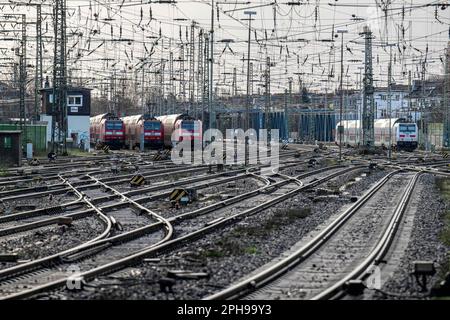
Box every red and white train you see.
[156,114,202,149]
[90,113,202,150]
[90,113,125,149]
[336,118,418,151]
[121,115,164,149]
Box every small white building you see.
[373,85,410,119]
[40,87,91,151]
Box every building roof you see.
[374,84,410,92]
[39,86,92,93]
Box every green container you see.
[0,124,47,152]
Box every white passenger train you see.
[336,118,418,151]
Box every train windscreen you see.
[399,124,416,133]
[106,121,123,130]
[181,121,196,131]
[144,121,161,130]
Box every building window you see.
[3,136,12,149]
[67,95,83,107]
[49,94,54,103]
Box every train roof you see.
[90,113,121,121]
[156,114,200,122]
[156,114,182,122]
[337,118,412,129]
[121,114,159,123]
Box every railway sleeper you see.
[57,217,73,226]
[33,185,49,193]
[166,270,210,280]
[0,254,19,263]
[60,243,114,264]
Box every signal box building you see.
[40,87,91,151]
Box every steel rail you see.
[60,176,112,245]
[311,171,421,300]
[85,174,174,247]
[0,168,255,226]
[0,165,358,299]
[0,154,311,224]
[0,162,179,187]
[0,167,274,281]
[0,166,208,201]
[0,159,311,236]
[0,149,303,201]
[204,169,403,300]
[0,164,190,197]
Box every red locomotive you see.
[156,114,202,149]
[90,113,125,149]
[122,114,164,149]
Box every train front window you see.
[399,125,416,133]
[144,122,161,130]
[106,121,123,130]
[181,121,196,131]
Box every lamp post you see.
[337,29,348,161]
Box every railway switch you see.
[153,152,169,161]
[369,163,377,170]
[111,165,119,174]
[0,254,19,263]
[130,174,146,187]
[29,158,40,166]
[169,188,197,205]
[158,277,175,293]
[413,261,436,292]
[344,279,366,296]
[109,216,123,232]
[47,152,57,162]
[57,217,73,226]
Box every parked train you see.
[89,113,202,150]
[121,115,164,149]
[336,118,418,151]
[90,113,125,149]
[156,114,202,149]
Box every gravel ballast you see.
[370,174,449,300]
[51,165,394,300]
[0,216,105,269]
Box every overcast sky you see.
[0,0,449,96]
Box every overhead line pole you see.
[35,4,42,122]
[243,10,256,131]
[387,43,395,159]
[337,29,348,161]
[209,0,216,131]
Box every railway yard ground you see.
[0,144,448,301]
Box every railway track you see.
[0,163,360,299]
[0,149,319,226]
[0,156,328,254]
[0,166,265,231]
[0,160,297,263]
[0,148,304,192]
[0,161,186,191]
[204,170,420,300]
